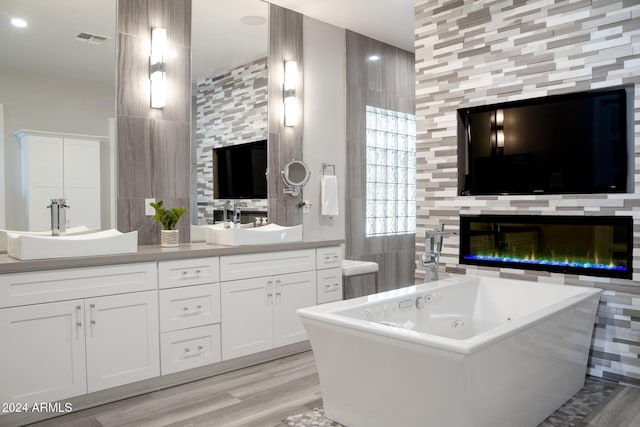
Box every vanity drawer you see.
[316,246,343,270]
[158,257,219,289]
[160,324,221,375]
[317,268,343,304]
[0,263,157,308]
[159,283,220,332]
[220,249,315,281]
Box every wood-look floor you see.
[28,351,640,427]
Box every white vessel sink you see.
[205,223,303,246]
[7,229,138,260]
[0,225,100,252]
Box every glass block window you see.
[365,106,416,236]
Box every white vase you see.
[161,229,179,247]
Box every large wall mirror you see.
[190,0,268,230]
[0,0,116,239]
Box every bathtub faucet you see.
[422,224,457,281]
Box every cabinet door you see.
[22,134,64,231]
[0,300,87,404]
[63,138,101,229]
[221,277,273,360]
[85,291,159,393]
[273,271,316,347]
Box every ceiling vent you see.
[75,32,109,45]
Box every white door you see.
[273,271,316,347]
[221,277,273,360]
[0,300,87,404]
[63,138,101,229]
[85,291,159,393]
[22,134,64,231]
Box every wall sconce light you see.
[494,109,504,148]
[150,27,167,109]
[283,60,297,127]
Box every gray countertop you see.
[0,240,344,274]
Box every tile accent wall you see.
[193,58,268,223]
[414,0,640,385]
[116,0,191,245]
[346,31,416,295]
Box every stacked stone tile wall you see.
[414,0,640,385]
[194,57,268,223]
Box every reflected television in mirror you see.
[213,140,267,199]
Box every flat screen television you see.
[458,87,631,195]
[213,140,267,199]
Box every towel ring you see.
[282,159,310,197]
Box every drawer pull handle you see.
[181,269,202,280]
[184,346,204,357]
[276,279,282,296]
[197,304,202,310]
[183,306,189,311]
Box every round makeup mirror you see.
[281,160,310,196]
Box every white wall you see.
[302,17,346,241]
[0,68,114,230]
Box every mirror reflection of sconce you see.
[283,60,297,126]
[150,27,167,109]
[282,159,310,196]
[491,109,504,149]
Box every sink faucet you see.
[47,198,69,236]
[223,200,231,228]
[422,224,457,281]
[233,201,241,225]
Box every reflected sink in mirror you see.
[205,223,302,246]
[7,229,138,260]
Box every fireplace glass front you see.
[460,215,632,279]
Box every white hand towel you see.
[321,175,339,216]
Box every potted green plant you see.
[149,200,187,247]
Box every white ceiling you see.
[268,0,415,52]
[0,0,414,85]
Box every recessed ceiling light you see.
[241,15,266,26]
[368,55,380,61]
[11,17,28,28]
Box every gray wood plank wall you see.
[267,4,304,226]
[345,30,416,295]
[116,0,192,245]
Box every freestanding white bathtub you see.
[297,275,601,427]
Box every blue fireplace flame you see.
[463,254,627,272]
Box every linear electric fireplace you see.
[460,215,633,279]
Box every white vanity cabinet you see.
[0,263,159,405]
[220,250,317,360]
[0,299,88,404]
[316,246,343,304]
[16,130,104,231]
[158,258,222,375]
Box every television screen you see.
[458,87,630,195]
[213,140,267,199]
